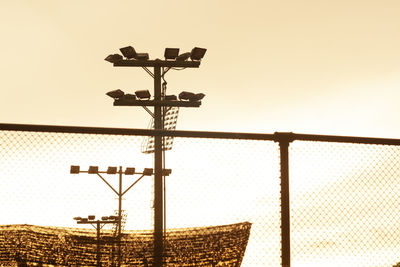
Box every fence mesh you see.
[0,129,281,266]
[290,141,400,267]
[2,127,400,266]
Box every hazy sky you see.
[1,0,400,138]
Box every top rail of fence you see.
[1,123,399,146]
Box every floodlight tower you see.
[105,46,206,267]
[70,165,162,267]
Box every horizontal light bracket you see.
[113,99,201,107]
[113,59,200,68]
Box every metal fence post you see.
[274,132,293,267]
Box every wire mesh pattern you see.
[290,141,400,267]
[0,129,280,266]
[0,222,251,266]
[1,126,400,266]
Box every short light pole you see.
[70,165,171,266]
[73,215,120,267]
[105,45,206,267]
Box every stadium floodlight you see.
[122,94,136,100]
[73,217,82,221]
[106,89,125,99]
[88,215,96,220]
[162,169,172,176]
[189,93,205,102]
[88,166,99,174]
[136,53,149,60]
[109,215,118,220]
[119,46,137,59]
[179,91,205,102]
[178,91,195,101]
[190,47,207,61]
[124,167,136,175]
[135,90,151,99]
[70,165,80,174]
[101,216,109,221]
[164,95,177,101]
[164,48,180,60]
[105,54,123,63]
[175,52,191,61]
[107,166,117,174]
[143,168,154,176]
[81,218,89,222]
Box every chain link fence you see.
[0,124,399,266]
[290,141,400,267]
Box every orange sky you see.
[1,0,400,138]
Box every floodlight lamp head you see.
[119,46,137,59]
[178,91,195,101]
[88,215,95,220]
[124,167,136,175]
[88,166,99,174]
[104,54,123,63]
[106,89,125,99]
[190,47,207,61]
[190,93,205,102]
[164,48,180,60]
[73,217,82,221]
[135,90,151,99]
[136,53,149,60]
[70,165,80,174]
[101,216,109,221]
[143,168,153,176]
[107,166,117,174]
[164,95,177,101]
[175,52,191,61]
[162,169,172,176]
[122,94,136,100]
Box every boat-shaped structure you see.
[0,222,251,266]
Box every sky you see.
[1,0,400,138]
[1,2,400,266]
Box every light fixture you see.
[189,93,205,102]
[119,46,137,59]
[135,90,151,99]
[106,89,125,99]
[70,165,80,174]
[101,216,109,221]
[143,168,153,176]
[162,169,172,176]
[81,218,89,222]
[108,215,118,220]
[88,166,99,174]
[122,94,136,100]
[88,215,96,220]
[136,53,149,60]
[124,167,136,175]
[175,52,191,61]
[164,48,180,60]
[104,54,123,63]
[164,95,177,101]
[178,91,205,102]
[178,91,195,101]
[190,47,207,61]
[73,217,82,221]
[107,166,117,174]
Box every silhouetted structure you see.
[0,222,251,266]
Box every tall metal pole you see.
[118,166,122,267]
[276,132,291,267]
[153,66,163,266]
[96,221,101,267]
